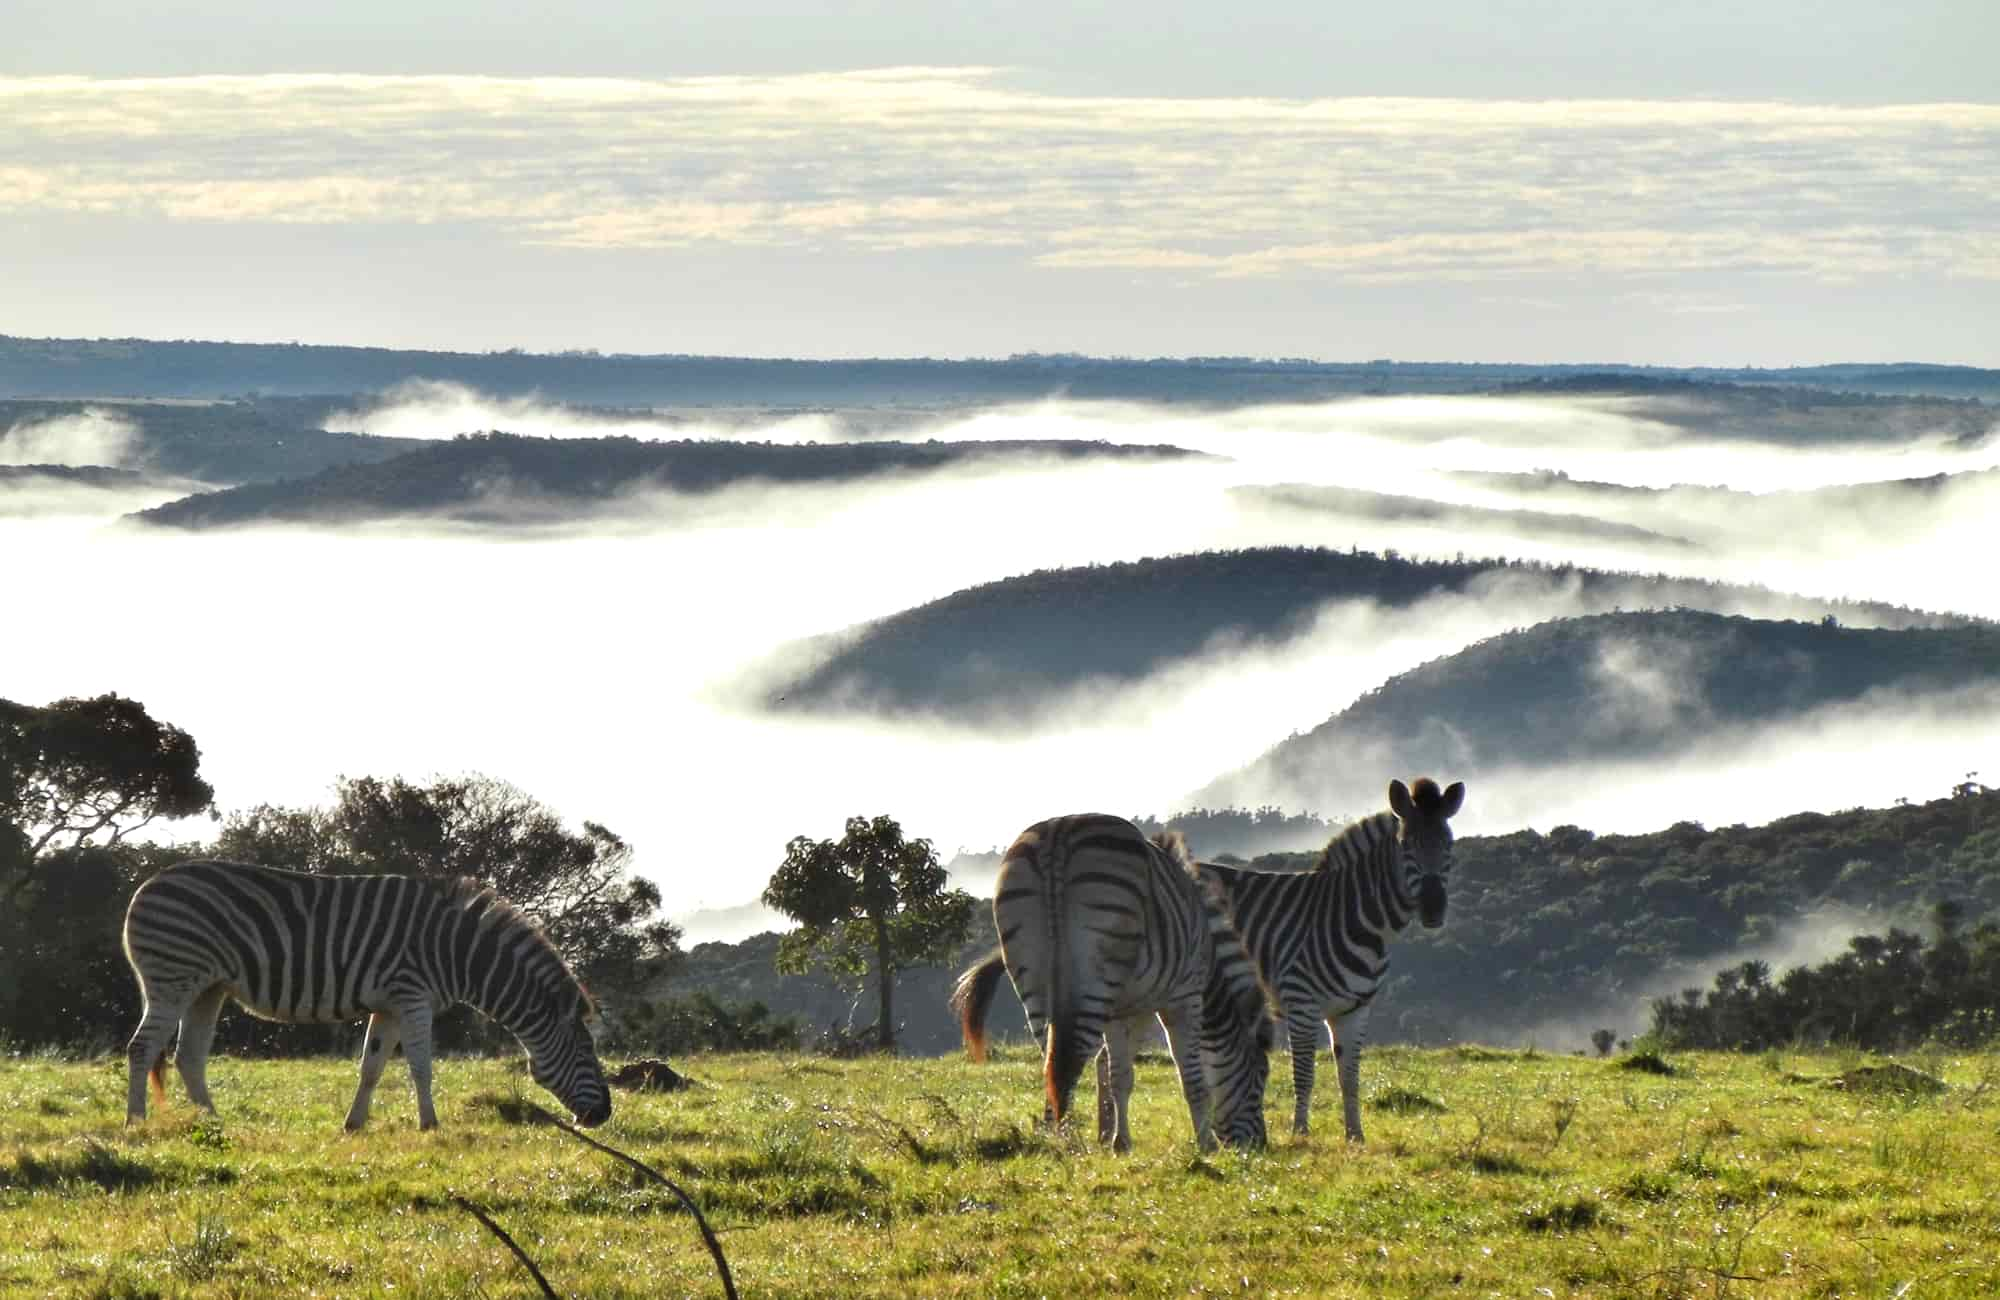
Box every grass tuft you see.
[1520,1195,1606,1233]
[1617,1050,1678,1076]
[1370,1087,1448,1115]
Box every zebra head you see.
[1388,777,1465,929]
[528,990,612,1127]
[1208,1000,1275,1149]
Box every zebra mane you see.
[1409,777,1445,813]
[1154,831,1274,1027]
[1310,812,1398,876]
[441,876,595,1015]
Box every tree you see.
[762,814,977,1052]
[0,694,215,905]
[0,695,214,1048]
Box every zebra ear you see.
[1388,779,1415,819]
[1439,781,1466,820]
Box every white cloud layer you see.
[8,393,1999,938]
[4,72,1996,285]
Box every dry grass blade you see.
[552,1117,741,1300]
[449,1193,563,1300]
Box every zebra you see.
[122,860,611,1131]
[950,814,1272,1152]
[1201,777,1464,1142]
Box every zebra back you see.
[981,814,1267,1134]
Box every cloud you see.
[11,391,2000,924]
[0,406,142,467]
[3,73,1996,284]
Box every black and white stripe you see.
[1202,778,1464,1141]
[951,814,1272,1151]
[122,860,611,1130]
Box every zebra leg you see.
[1098,1018,1138,1152]
[174,985,229,1114]
[398,1002,441,1130]
[344,1011,404,1132]
[1157,997,1215,1153]
[1330,1004,1374,1143]
[1286,1010,1324,1137]
[126,993,187,1124]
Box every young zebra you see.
[122,860,611,1131]
[1202,777,1464,1142]
[950,814,1272,1152]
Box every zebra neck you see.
[1324,812,1416,939]
[441,906,571,1041]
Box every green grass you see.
[3,1045,1999,1297]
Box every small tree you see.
[1590,1028,1617,1057]
[762,814,977,1052]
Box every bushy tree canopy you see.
[763,814,977,1051]
[0,693,214,902]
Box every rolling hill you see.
[129,431,1212,528]
[1195,609,2000,814]
[770,548,1980,722]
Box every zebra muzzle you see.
[1418,877,1448,927]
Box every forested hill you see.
[1199,610,2000,813]
[669,785,2000,1054]
[129,432,1208,527]
[770,548,1978,721]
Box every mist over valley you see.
[7,341,2000,1044]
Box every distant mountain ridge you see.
[1197,609,2000,814]
[772,548,1981,721]
[6,334,1999,402]
[130,431,1211,527]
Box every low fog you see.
[8,390,1998,935]
[0,406,143,468]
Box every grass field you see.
[2,1043,1997,1298]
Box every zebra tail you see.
[949,948,1008,1063]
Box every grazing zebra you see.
[950,814,1272,1151]
[1201,777,1464,1142]
[122,860,611,1131]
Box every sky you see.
[4,2,1998,365]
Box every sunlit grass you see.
[2,1045,1997,1297]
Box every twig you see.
[551,1118,741,1300]
[449,1194,563,1300]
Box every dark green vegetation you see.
[1207,609,2000,813]
[130,431,1205,527]
[0,697,680,1055]
[773,548,1977,721]
[8,332,2000,400]
[1652,906,2000,1051]
[1384,783,2000,1047]
[761,815,978,1053]
[651,785,2000,1057]
[3,1049,1998,1297]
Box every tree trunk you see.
[874,913,895,1053]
